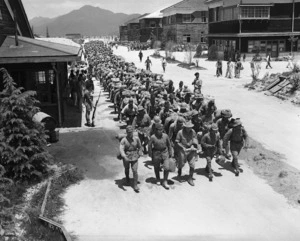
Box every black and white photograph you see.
[1,0,300,240]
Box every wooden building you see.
[161,0,208,45]
[139,10,163,43]
[126,14,149,42]
[206,0,300,59]
[0,0,81,127]
[119,25,128,41]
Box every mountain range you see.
[30,5,141,37]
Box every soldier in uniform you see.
[83,84,93,127]
[121,98,138,125]
[119,126,143,192]
[175,121,199,186]
[216,109,232,159]
[201,123,222,181]
[168,116,185,146]
[191,93,204,111]
[148,123,173,189]
[159,101,173,125]
[132,106,151,154]
[145,57,152,71]
[223,119,249,176]
[192,72,202,94]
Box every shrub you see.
[194,44,203,58]
[289,72,300,93]
[0,68,51,180]
[208,44,218,61]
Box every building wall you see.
[175,24,208,44]
[162,12,208,44]
[139,18,163,42]
[127,23,140,41]
[119,26,128,41]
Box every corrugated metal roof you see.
[161,0,208,13]
[125,13,149,24]
[0,36,81,64]
[141,9,163,19]
[207,32,300,37]
[206,0,300,7]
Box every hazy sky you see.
[23,0,182,20]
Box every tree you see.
[0,68,51,180]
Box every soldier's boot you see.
[133,174,139,193]
[154,167,161,185]
[187,168,195,186]
[232,159,240,176]
[177,168,184,183]
[207,160,213,181]
[161,171,170,190]
[125,170,130,184]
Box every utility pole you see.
[290,0,298,54]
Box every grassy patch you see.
[21,167,84,241]
[45,168,84,221]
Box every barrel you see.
[32,112,57,132]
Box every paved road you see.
[52,68,300,241]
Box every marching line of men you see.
[84,40,249,193]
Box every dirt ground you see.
[47,45,300,241]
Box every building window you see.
[200,11,208,23]
[36,71,46,84]
[223,7,236,21]
[200,31,205,43]
[182,14,192,23]
[241,6,270,19]
[183,34,191,43]
[248,40,285,53]
[0,10,2,20]
[279,41,285,52]
[150,21,156,28]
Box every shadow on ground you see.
[48,128,123,180]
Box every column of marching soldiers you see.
[84,40,249,193]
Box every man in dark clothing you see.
[201,123,222,181]
[139,50,143,63]
[266,53,272,69]
[223,119,249,176]
[148,123,173,189]
[120,126,142,192]
[145,57,152,71]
